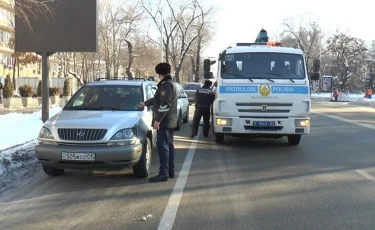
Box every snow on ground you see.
[0,140,41,193]
[311,93,375,106]
[0,105,62,150]
[0,106,62,192]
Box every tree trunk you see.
[194,33,202,83]
[125,40,134,80]
[12,57,16,91]
[190,55,195,82]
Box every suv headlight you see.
[108,128,139,146]
[38,127,56,145]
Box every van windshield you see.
[221,53,306,80]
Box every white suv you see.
[35,80,158,178]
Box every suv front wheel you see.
[42,165,64,176]
[133,138,152,178]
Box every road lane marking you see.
[158,131,200,230]
[314,112,375,130]
[355,170,375,183]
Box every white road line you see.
[158,130,200,230]
[355,170,375,184]
[315,113,375,184]
[314,112,375,130]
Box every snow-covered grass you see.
[0,105,62,150]
[311,93,375,106]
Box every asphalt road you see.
[1,101,375,229]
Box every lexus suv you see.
[34,79,159,178]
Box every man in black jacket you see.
[138,63,178,182]
[190,80,215,138]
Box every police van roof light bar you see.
[236,42,282,47]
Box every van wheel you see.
[175,111,182,131]
[288,135,301,145]
[133,138,152,178]
[42,166,64,176]
[215,133,224,144]
[183,107,189,123]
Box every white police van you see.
[204,29,320,145]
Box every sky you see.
[201,0,375,58]
[117,0,375,76]
[197,0,375,75]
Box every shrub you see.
[63,79,71,96]
[3,75,13,99]
[49,87,60,96]
[37,81,42,97]
[18,84,34,97]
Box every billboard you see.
[321,76,332,92]
[15,0,98,53]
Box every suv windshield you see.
[64,85,143,111]
[221,53,306,80]
[184,84,201,90]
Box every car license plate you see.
[61,152,95,161]
[253,121,275,127]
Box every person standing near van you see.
[138,63,178,183]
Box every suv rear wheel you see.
[175,111,182,131]
[133,138,152,178]
[42,165,64,176]
[183,107,189,123]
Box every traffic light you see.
[203,59,216,79]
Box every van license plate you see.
[61,152,95,161]
[253,121,275,127]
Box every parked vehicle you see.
[183,82,202,104]
[35,79,158,178]
[175,83,190,130]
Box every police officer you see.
[191,80,215,138]
[138,63,178,183]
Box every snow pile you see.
[0,105,62,151]
[0,141,40,192]
[311,93,375,106]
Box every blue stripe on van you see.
[219,85,309,94]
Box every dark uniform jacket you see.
[145,75,178,129]
[195,86,215,109]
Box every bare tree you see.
[189,20,214,82]
[143,0,213,82]
[280,16,327,78]
[327,32,368,91]
[99,0,142,79]
[13,0,57,31]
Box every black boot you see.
[169,171,175,178]
[149,175,168,183]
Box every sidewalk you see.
[0,97,60,115]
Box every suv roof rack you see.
[94,77,156,82]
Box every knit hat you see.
[155,63,171,75]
